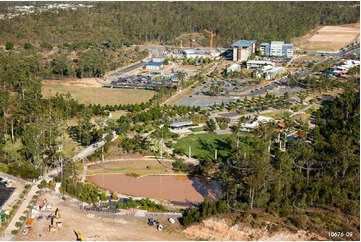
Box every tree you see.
[163,57,169,65]
[51,55,73,78]
[206,119,217,132]
[100,192,107,201]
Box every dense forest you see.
[0,2,359,46]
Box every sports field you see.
[42,85,155,105]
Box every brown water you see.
[87,174,222,206]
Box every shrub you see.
[112,192,119,201]
[23,42,33,49]
[5,42,14,50]
[40,42,53,50]
[270,224,281,233]
[278,208,291,217]
[20,194,24,199]
[288,216,304,229]
[11,230,18,235]
[19,216,26,221]
[24,184,31,189]
[38,179,47,189]
[62,196,66,200]
[125,172,140,178]
[15,222,22,228]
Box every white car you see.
[22,228,29,235]
[168,218,175,224]
[157,224,163,231]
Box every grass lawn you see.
[0,163,9,173]
[189,126,206,132]
[261,111,291,119]
[87,160,173,176]
[292,113,311,123]
[109,110,129,120]
[173,133,231,159]
[42,85,155,105]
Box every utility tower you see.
[203,29,216,56]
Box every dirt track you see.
[42,77,103,88]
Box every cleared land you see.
[294,23,360,51]
[42,85,155,106]
[16,192,188,241]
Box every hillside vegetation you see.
[0,43,147,80]
[0,2,359,46]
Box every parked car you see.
[168,217,175,224]
[148,218,159,226]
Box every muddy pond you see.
[87,174,222,207]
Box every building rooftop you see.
[231,40,256,48]
[169,121,193,128]
[247,60,275,65]
[271,41,284,45]
[145,61,163,66]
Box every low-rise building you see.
[241,116,273,131]
[246,60,275,69]
[169,121,193,129]
[231,40,256,62]
[226,63,241,74]
[256,66,286,80]
[144,61,164,70]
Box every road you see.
[1,131,118,240]
[73,133,118,161]
[295,45,360,80]
[0,178,41,241]
[106,62,146,81]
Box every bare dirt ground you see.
[183,217,326,241]
[294,23,360,51]
[16,192,188,241]
[42,77,102,88]
[292,54,326,63]
[41,85,155,106]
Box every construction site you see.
[16,191,188,241]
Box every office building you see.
[260,41,294,58]
[231,40,256,62]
